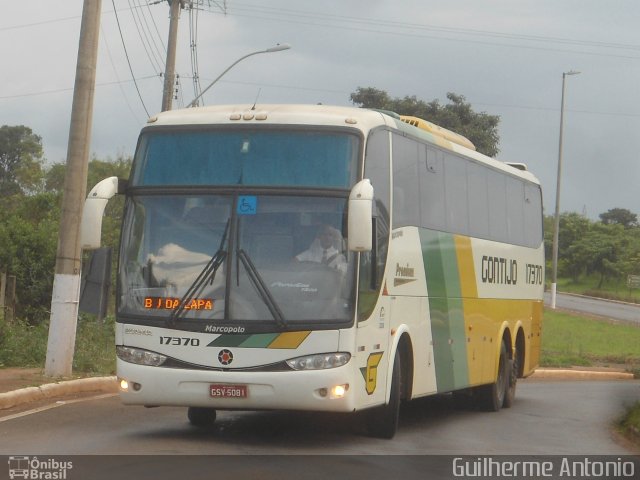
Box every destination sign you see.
[144,297,214,311]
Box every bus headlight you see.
[116,346,167,367]
[286,352,350,370]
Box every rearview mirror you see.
[80,177,122,250]
[348,179,374,252]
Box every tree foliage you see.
[0,126,132,324]
[0,125,45,196]
[546,210,640,288]
[599,208,638,229]
[350,87,501,157]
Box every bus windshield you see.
[131,129,359,188]
[118,194,355,326]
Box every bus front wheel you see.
[367,349,401,439]
[187,407,217,427]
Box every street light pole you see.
[551,70,580,309]
[187,43,291,108]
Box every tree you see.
[599,208,638,229]
[0,154,132,324]
[0,192,60,324]
[566,223,626,289]
[0,125,45,196]
[350,87,501,157]
[544,212,592,281]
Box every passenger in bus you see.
[295,224,347,275]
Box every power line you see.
[127,0,163,73]
[214,1,640,60]
[228,1,640,53]
[101,23,145,123]
[133,0,167,72]
[0,76,159,100]
[112,0,151,116]
[188,5,203,103]
[0,15,80,31]
[143,0,168,55]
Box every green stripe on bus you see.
[207,334,252,347]
[420,229,470,392]
[240,333,280,348]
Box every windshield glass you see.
[131,129,358,188]
[118,194,355,325]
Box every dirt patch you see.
[0,368,80,394]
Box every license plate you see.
[209,384,248,398]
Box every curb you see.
[0,376,117,410]
[530,369,635,380]
[546,291,640,308]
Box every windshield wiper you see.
[237,249,287,329]
[167,220,229,327]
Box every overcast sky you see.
[2,0,639,219]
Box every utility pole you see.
[45,0,102,377]
[161,0,183,111]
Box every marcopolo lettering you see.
[481,256,518,285]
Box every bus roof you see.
[146,104,540,185]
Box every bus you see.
[81,104,544,439]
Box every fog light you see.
[330,384,349,399]
[119,378,129,391]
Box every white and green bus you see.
[82,104,544,439]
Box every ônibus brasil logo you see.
[8,456,73,479]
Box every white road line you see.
[0,393,117,423]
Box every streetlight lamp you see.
[550,70,581,309]
[188,43,291,108]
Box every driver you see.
[295,224,347,275]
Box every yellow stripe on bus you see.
[454,235,478,298]
[268,331,312,349]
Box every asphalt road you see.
[1,380,637,455]
[2,379,638,479]
[544,291,640,325]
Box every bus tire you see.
[503,351,517,408]
[187,407,217,427]
[367,349,401,439]
[477,341,508,412]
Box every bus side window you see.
[358,129,390,321]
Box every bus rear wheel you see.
[477,341,508,412]
[187,407,217,427]
[502,351,518,408]
[367,349,401,439]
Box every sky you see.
[1,0,639,219]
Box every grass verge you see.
[617,402,640,449]
[0,314,115,375]
[555,276,640,304]
[542,308,640,448]
[541,309,640,374]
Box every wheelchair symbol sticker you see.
[237,196,257,215]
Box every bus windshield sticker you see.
[237,196,257,215]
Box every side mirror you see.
[348,179,374,252]
[80,177,123,250]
